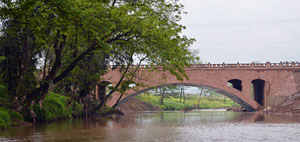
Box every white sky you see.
[180,0,300,63]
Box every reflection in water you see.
[1,111,300,142]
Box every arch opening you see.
[116,83,256,112]
[251,79,265,106]
[228,79,242,91]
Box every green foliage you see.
[71,102,83,117]
[54,49,108,101]
[0,109,11,128]
[0,108,24,121]
[0,84,8,106]
[34,92,82,122]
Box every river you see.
[1,111,300,142]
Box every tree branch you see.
[53,42,98,84]
[112,0,117,6]
[106,31,132,43]
[112,56,147,108]
[88,53,135,113]
[27,40,99,102]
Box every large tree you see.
[0,0,196,112]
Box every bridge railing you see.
[109,62,300,70]
[193,62,300,69]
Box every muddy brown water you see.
[1,111,300,142]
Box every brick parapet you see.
[109,62,300,70]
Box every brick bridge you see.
[99,62,300,111]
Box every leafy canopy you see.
[0,0,196,108]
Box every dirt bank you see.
[268,93,300,113]
[117,98,162,114]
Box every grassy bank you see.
[0,108,24,128]
[1,92,83,128]
[0,109,10,128]
[34,92,83,122]
[135,94,240,110]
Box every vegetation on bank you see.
[33,92,83,122]
[0,109,10,128]
[0,108,24,128]
[0,84,25,128]
[135,94,240,110]
[0,92,83,128]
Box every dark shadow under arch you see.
[251,79,265,106]
[116,83,256,112]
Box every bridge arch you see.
[116,83,257,112]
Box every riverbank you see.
[33,92,83,122]
[0,107,33,128]
[267,93,300,114]
[118,98,162,114]
[0,92,83,128]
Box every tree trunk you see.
[183,87,185,104]
[179,86,182,103]
[160,89,164,105]
[27,41,99,105]
[197,88,203,109]
[98,82,108,104]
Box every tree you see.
[196,88,204,109]
[53,49,108,108]
[160,88,165,105]
[0,0,195,114]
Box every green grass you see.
[34,92,82,122]
[135,94,240,110]
[135,95,191,110]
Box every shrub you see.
[0,109,11,128]
[0,108,24,121]
[34,92,83,122]
[71,102,83,117]
[0,84,8,107]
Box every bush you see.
[0,108,24,121]
[34,92,83,122]
[71,102,83,117]
[0,84,8,106]
[0,109,11,128]
[0,107,25,127]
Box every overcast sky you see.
[180,0,300,63]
